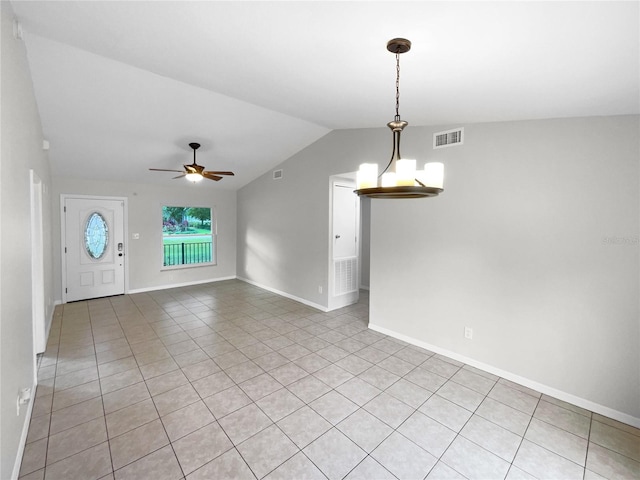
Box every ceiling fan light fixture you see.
[355,38,445,199]
[185,172,203,182]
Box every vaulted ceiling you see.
[11,1,639,189]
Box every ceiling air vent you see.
[433,128,464,149]
[273,169,283,180]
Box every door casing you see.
[31,170,46,357]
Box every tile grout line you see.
[94,300,116,479]
[504,388,542,479]
[116,296,188,479]
[428,364,491,479]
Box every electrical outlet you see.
[318,286,323,294]
[464,327,473,339]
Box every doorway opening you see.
[328,174,368,311]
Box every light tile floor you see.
[20,280,640,480]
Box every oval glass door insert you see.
[85,212,109,259]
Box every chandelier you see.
[355,38,444,199]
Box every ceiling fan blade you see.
[203,171,235,176]
[172,174,186,179]
[202,173,223,181]
[149,168,184,173]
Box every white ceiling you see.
[11,1,639,189]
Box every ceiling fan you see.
[149,142,235,183]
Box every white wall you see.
[51,178,237,300]
[236,129,388,309]
[369,116,639,423]
[1,2,54,477]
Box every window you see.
[85,212,109,259]
[162,206,216,268]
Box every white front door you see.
[63,196,125,302]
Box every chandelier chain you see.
[395,53,401,121]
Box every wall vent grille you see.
[334,257,358,296]
[273,169,283,180]
[433,128,464,149]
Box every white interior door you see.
[331,182,359,302]
[64,197,125,302]
[333,184,358,259]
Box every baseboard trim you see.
[12,381,37,480]
[127,276,237,295]
[237,277,328,312]
[369,323,640,429]
[44,305,56,349]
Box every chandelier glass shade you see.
[355,38,444,199]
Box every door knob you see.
[335,235,341,239]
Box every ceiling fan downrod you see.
[189,142,200,165]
